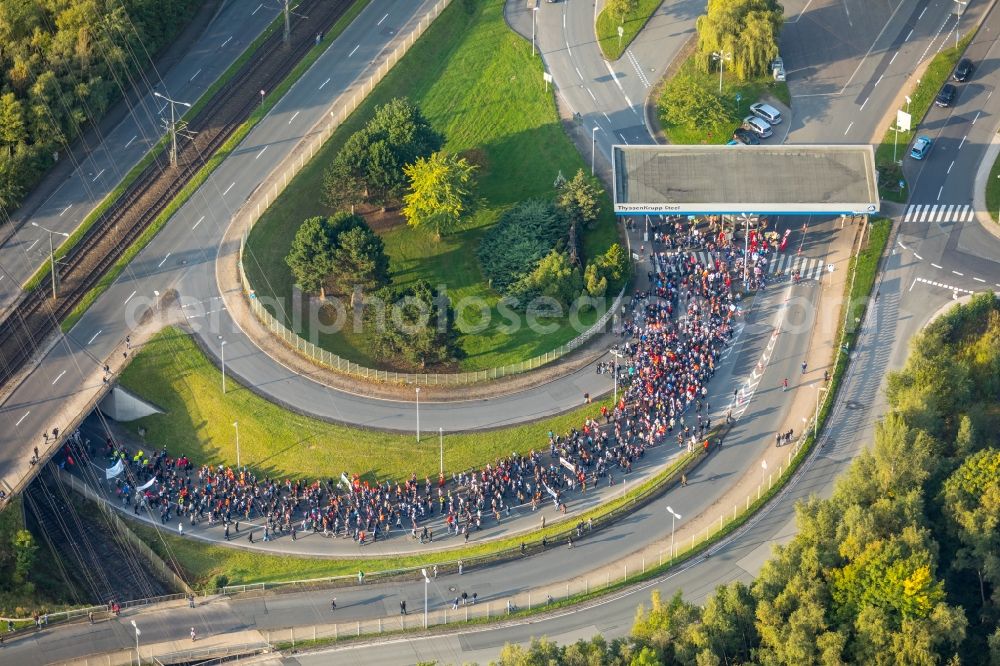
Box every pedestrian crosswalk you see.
[684,251,826,281]
[903,204,974,223]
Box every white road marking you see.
[919,7,926,19]
[624,94,633,107]
[587,88,597,101]
[52,370,66,385]
[973,277,986,282]
[953,270,964,276]
[947,160,955,173]
[15,411,29,427]
[618,133,630,145]
[193,215,205,229]
[937,186,943,201]
[913,253,923,260]
[288,111,299,124]
[890,52,898,65]
[190,68,201,82]
[603,112,612,123]
[222,182,235,196]
[377,13,388,25]
[125,135,137,148]
[252,3,262,14]
[256,145,269,160]
[874,74,883,87]
[972,112,980,125]
[906,29,913,41]
[27,238,39,251]
[844,122,853,135]
[349,44,360,57]
[88,329,102,344]
[319,77,331,90]
[860,97,868,110]
[92,168,105,182]
[910,278,917,292]
[60,204,72,216]
[158,253,171,268]
[959,134,967,149]
[931,263,943,269]
[575,67,583,80]
[124,290,137,305]
[221,36,232,48]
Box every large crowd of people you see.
[59,215,753,548]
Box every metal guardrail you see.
[233,0,625,386]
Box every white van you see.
[750,102,782,125]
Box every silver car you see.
[742,115,772,138]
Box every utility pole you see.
[31,223,69,299]
[153,92,193,167]
[284,0,291,45]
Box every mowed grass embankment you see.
[120,327,609,482]
[243,0,618,373]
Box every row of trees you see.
[0,0,202,210]
[492,293,1000,664]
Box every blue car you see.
[910,136,932,160]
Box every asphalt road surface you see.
[0,0,281,313]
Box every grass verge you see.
[986,143,1000,222]
[120,327,612,482]
[243,0,619,373]
[875,35,972,203]
[130,450,695,587]
[596,0,663,61]
[657,57,790,145]
[60,0,371,332]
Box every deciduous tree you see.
[402,151,477,238]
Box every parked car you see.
[935,83,957,107]
[750,102,782,125]
[952,58,974,82]
[772,57,786,81]
[732,127,760,145]
[742,115,772,138]
[910,135,932,160]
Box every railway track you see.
[0,0,354,386]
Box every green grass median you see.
[243,0,619,373]
[596,0,663,61]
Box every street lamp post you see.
[737,213,752,285]
[30,223,69,299]
[415,387,421,442]
[130,620,141,666]
[666,505,681,560]
[531,5,539,56]
[591,126,599,175]
[814,386,828,436]
[233,421,241,469]
[954,0,967,46]
[153,92,191,167]
[421,568,431,628]
[220,339,227,394]
[711,50,732,95]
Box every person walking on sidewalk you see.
[400,600,407,615]
[801,361,807,374]
[782,378,788,391]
